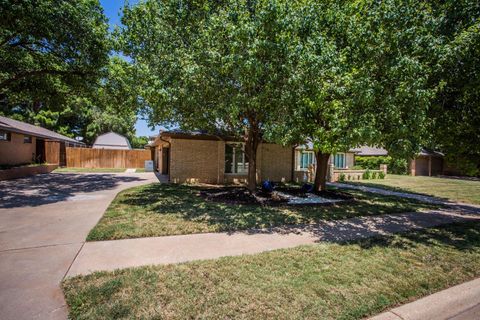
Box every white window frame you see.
[297,150,315,171]
[225,142,249,175]
[0,131,10,141]
[333,153,346,168]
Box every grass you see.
[64,221,480,320]
[348,174,480,205]
[87,183,441,241]
[54,167,127,173]
[134,168,146,172]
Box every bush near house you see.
[355,156,408,175]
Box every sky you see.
[99,0,158,137]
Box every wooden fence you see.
[66,147,152,168]
[45,141,60,164]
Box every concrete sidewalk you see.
[67,209,479,277]
[370,277,480,320]
[332,182,480,214]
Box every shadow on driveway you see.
[0,173,148,208]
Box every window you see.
[0,131,11,141]
[225,143,248,174]
[23,135,32,144]
[299,151,315,170]
[333,153,346,168]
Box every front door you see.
[35,139,45,163]
[161,148,170,175]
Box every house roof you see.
[350,146,388,156]
[0,115,84,144]
[93,132,132,149]
[418,149,444,157]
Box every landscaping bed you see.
[0,163,58,180]
[87,183,441,241]
[199,185,353,206]
[65,221,480,320]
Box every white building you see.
[92,132,131,150]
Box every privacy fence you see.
[66,147,152,168]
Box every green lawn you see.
[349,174,480,205]
[54,167,127,173]
[87,183,440,241]
[64,221,480,320]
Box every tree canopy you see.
[121,0,302,190]
[0,0,142,144]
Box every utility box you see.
[144,160,154,172]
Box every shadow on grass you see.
[114,183,443,234]
[345,220,480,252]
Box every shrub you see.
[339,173,346,182]
[355,155,408,175]
[378,171,385,179]
[362,170,371,179]
[371,171,377,179]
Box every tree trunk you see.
[314,151,330,192]
[244,127,260,192]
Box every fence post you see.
[380,164,387,175]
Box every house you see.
[351,145,445,177]
[92,132,131,150]
[0,116,84,166]
[350,146,388,157]
[148,130,355,184]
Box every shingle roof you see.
[0,116,83,144]
[350,146,388,156]
[418,149,444,157]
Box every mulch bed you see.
[199,186,354,206]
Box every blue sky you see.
[99,0,158,137]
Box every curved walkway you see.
[331,182,480,214]
[0,172,160,320]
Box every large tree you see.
[121,0,300,190]
[278,0,439,191]
[428,0,480,176]
[0,1,141,144]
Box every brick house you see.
[148,131,355,184]
[0,116,84,166]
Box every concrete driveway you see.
[0,172,160,320]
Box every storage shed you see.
[92,132,131,150]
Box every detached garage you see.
[409,150,444,176]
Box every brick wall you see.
[0,132,36,165]
[169,138,223,184]
[260,143,293,182]
[168,139,293,184]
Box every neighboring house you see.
[0,116,84,166]
[350,146,388,157]
[351,145,444,177]
[92,132,132,150]
[148,131,355,184]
